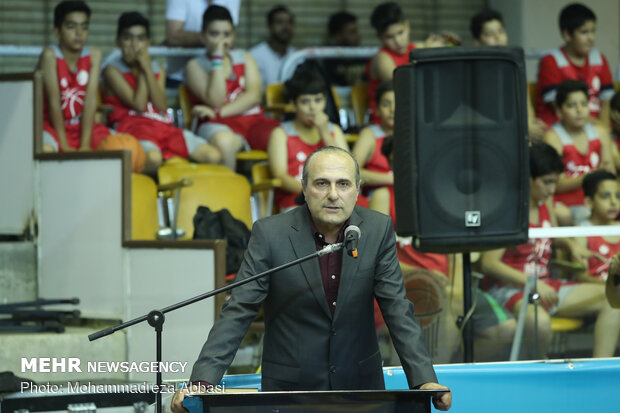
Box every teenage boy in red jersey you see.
[40,0,112,152]
[535,3,614,128]
[365,2,458,123]
[102,12,220,173]
[185,6,278,170]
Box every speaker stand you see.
[462,252,474,362]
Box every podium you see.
[183,389,446,413]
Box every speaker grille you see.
[394,47,529,253]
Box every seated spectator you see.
[480,142,620,359]
[352,81,394,194]
[608,92,620,171]
[543,80,615,225]
[535,3,614,128]
[326,11,361,47]
[164,0,241,85]
[267,68,349,212]
[322,11,365,87]
[470,8,546,143]
[101,12,220,174]
[185,6,279,170]
[249,5,296,91]
[40,0,112,152]
[366,2,459,123]
[574,170,620,284]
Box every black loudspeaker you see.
[393,46,529,253]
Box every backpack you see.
[192,206,251,275]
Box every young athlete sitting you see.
[39,0,112,152]
[575,170,620,284]
[543,80,615,225]
[102,11,220,173]
[267,68,349,212]
[185,5,279,170]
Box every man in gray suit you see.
[172,146,451,411]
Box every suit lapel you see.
[333,208,364,322]
[289,208,332,319]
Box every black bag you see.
[192,206,251,274]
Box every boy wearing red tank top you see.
[535,3,614,128]
[365,2,458,124]
[267,69,349,212]
[185,6,278,170]
[543,80,615,225]
[101,12,220,173]
[575,170,620,284]
[352,81,394,196]
[481,143,620,359]
[39,0,112,152]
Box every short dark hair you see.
[370,2,404,34]
[610,91,620,112]
[328,11,357,36]
[267,5,292,26]
[555,80,588,107]
[284,67,326,102]
[302,146,360,189]
[559,3,596,35]
[583,170,618,198]
[470,9,503,39]
[202,5,233,31]
[117,11,150,39]
[54,0,90,28]
[530,142,564,179]
[375,80,394,105]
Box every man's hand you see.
[170,387,190,413]
[419,382,452,411]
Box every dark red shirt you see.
[308,209,349,315]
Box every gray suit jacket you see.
[190,205,437,390]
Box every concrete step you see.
[0,241,36,304]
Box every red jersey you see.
[502,202,552,280]
[365,43,415,124]
[191,49,277,150]
[396,240,449,275]
[274,121,331,210]
[587,235,620,280]
[361,124,392,197]
[363,125,391,174]
[536,47,614,127]
[552,122,601,206]
[192,49,261,116]
[42,45,110,150]
[101,56,190,158]
[482,202,553,291]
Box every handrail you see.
[279,46,551,82]
[0,45,203,58]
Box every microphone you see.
[344,225,361,258]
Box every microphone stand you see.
[89,242,344,413]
